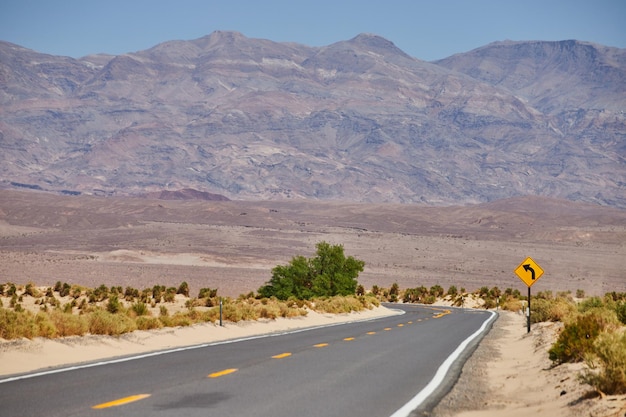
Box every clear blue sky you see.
[1,0,624,61]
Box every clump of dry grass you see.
[87,309,137,336]
[580,330,626,395]
[311,295,378,314]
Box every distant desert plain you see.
[1,189,624,298]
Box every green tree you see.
[258,241,364,300]
[259,255,313,300]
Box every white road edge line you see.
[0,309,404,384]
[389,310,497,417]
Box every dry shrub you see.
[312,296,366,314]
[49,310,88,337]
[135,316,163,331]
[34,312,57,338]
[257,303,281,319]
[236,302,258,321]
[0,308,37,339]
[581,330,626,394]
[501,298,523,311]
[549,297,577,321]
[163,312,192,327]
[531,297,577,323]
[130,302,150,317]
[199,308,219,323]
[221,303,245,322]
[549,308,620,364]
[88,309,137,336]
[363,295,380,308]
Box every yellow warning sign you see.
[514,257,544,287]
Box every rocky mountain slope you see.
[1,32,624,206]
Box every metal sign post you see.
[514,257,545,333]
[219,298,223,327]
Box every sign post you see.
[514,257,544,333]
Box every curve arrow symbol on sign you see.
[523,264,536,280]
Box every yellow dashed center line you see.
[201,311,450,386]
[433,309,452,318]
[92,394,151,409]
[208,368,238,378]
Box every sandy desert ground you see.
[1,190,625,298]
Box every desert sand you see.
[1,191,625,299]
[2,305,624,417]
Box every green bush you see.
[106,295,122,314]
[402,286,428,303]
[152,285,165,303]
[549,309,619,364]
[430,285,444,298]
[124,286,139,301]
[198,287,218,299]
[580,331,626,394]
[91,284,108,301]
[177,282,190,297]
[371,285,380,296]
[447,285,458,297]
[7,283,17,296]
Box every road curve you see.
[0,304,496,417]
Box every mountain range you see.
[1,31,624,207]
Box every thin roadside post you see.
[219,297,223,326]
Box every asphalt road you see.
[0,304,496,417]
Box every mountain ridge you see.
[1,32,624,207]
